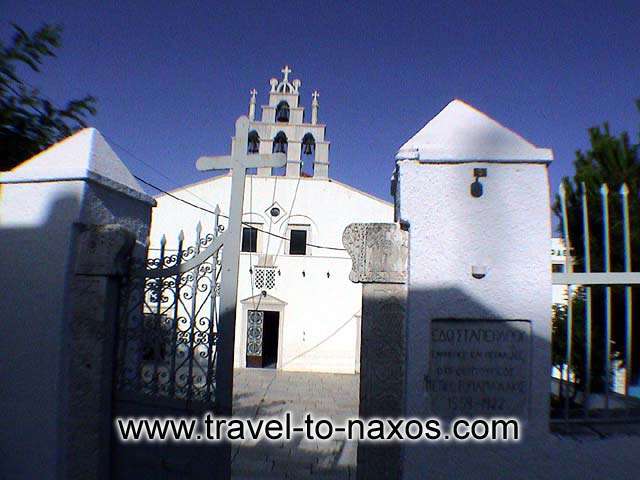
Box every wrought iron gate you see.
[116,220,223,406]
[110,115,286,479]
[112,216,229,479]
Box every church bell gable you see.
[242,66,330,179]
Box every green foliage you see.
[551,100,640,388]
[0,23,97,170]
[552,289,607,393]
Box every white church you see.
[150,66,569,375]
[150,67,394,373]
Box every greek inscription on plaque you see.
[427,319,531,418]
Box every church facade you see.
[150,67,394,373]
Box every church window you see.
[272,131,288,155]
[241,225,259,253]
[275,101,290,122]
[289,228,308,255]
[254,267,277,290]
[248,130,260,153]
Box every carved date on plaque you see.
[426,319,532,419]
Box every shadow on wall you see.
[398,286,640,480]
[0,194,82,480]
[280,311,359,370]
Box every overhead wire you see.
[132,173,347,252]
[248,172,263,312]
[271,166,303,265]
[102,133,218,210]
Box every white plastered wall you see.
[150,175,394,373]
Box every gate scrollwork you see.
[116,225,223,405]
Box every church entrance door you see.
[262,311,280,368]
[246,310,280,368]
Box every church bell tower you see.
[240,66,330,179]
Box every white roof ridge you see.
[397,99,553,163]
[1,128,155,202]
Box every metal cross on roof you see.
[281,65,291,83]
[195,115,286,416]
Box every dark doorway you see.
[262,311,280,368]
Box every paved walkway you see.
[232,369,359,479]
[230,369,640,479]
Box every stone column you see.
[314,142,330,179]
[343,223,408,480]
[286,140,302,177]
[67,224,135,480]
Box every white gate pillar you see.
[395,100,554,478]
[0,128,154,480]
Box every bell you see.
[302,142,314,155]
[247,132,260,153]
[276,102,290,122]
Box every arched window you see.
[247,130,260,154]
[275,101,290,123]
[272,131,288,154]
[301,133,315,177]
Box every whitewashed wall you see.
[0,129,153,480]
[397,161,552,428]
[150,175,394,373]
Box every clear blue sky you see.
[4,1,639,204]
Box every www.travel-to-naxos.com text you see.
[115,413,520,443]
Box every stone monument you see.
[343,222,408,479]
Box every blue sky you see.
[4,1,639,205]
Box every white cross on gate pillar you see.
[196,116,286,418]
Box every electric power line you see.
[105,133,218,209]
[132,174,346,252]
[12,79,347,252]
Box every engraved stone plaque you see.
[342,223,408,284]
[427,319,531,418]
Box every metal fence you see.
[552,182,640,424]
